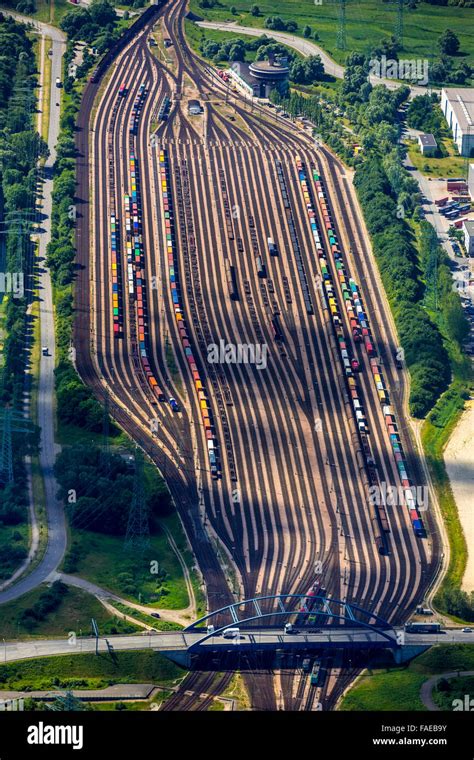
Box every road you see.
[196,20,431,96]
[72,0,436,710]
[2,628,473,666]
[420,669,474,711]
[57,572,195,626]
[0,15,67,603]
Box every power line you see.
[0,407,34,485]
[124,446,150,554]
[336,0,347,51]
[395,0,404,47]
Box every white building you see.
[441,88,474,157]
[418,133,437,156]
[462,219,474,256]
[468,163,474,201]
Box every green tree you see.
[438,29,460,56]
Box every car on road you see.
[151,612,160,619]
[169,397,179,412]
[223,628,240,639]
[55,77,62,88]
[48,48,53,56]
[42,346,49,356]
[462,627,473,633]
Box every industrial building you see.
[468,163,474,201]
[462,219,474,256]
[228,56,289,99]
[441,88,474,157]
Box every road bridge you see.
[3,595,473,668]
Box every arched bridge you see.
[183,593,397,651]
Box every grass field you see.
[433,674,474,709]
[31,0,70,25]
[189,0,474,67]
[87,690,173,709]
[0,0,71,25]
[111,601,183,630]
[340,666,428,711]
[40,36,52,143]
[340,644,474,711]
[61,514,195,611]
[406,139,466,179]
[0,584,139,640]
[0,650,184,691]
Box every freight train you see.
[305,158,426,542]
[158,148,220,479]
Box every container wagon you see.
[225,260,238,300]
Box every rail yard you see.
[69,0,442,712]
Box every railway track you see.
[73,0,437,711]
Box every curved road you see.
[196,20,431,97]
[420,669,474,711]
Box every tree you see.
[230,5,237,13]
[439,28,460,56]
[303,25,312,38]
[250,4,260,15]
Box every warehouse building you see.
[441,88,474,157]
[462,219,474,256]
[468,162,474,201]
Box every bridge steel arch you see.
[184,594,398,650]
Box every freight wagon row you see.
[126,92,166,404]
[157,95,171,121]
[275,160,314,315]
[107,91,127,339]
[295,158,368,429]
[124,194,141,298]
[295,156,389,554]
[310,165,425,540]
[130,82,146,135]
[158,148,219,479]
[219,168,235,242]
